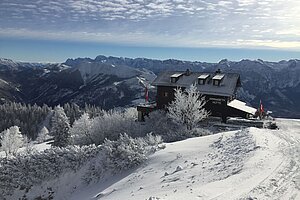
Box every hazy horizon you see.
[1,38,300,63]
[1,0,300,62]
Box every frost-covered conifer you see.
[0,102,51,140]
[168,84,209,130]
[51,106,70,147]
[36,126,51,143]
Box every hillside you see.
[68,118,300,200]
[0,57,300,117]
[0,58,156,108]
[75,56,300,118]
[9,118,299,200]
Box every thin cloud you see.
[0,0,299,50]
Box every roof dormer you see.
[170,73,183,83]
[198,74,210,85]
[212,74,224,86]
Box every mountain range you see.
[0,56,299,118]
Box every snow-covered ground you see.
[0,140,52,158]
[3,119,299,200]
[68,118,300,200]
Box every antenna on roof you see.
[215,69,221,74]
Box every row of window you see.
[171,76,223,86]
[163,80,221,98]
[198,78,221,86]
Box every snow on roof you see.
[198,74,210,79]
[212,74,225,80]
[152,71,240,97]
[170,73,183,78]
[227,99,257,115]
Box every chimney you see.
[185,69,191,76]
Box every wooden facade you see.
[138,69,255,122]
[156,86,233,122]
[156,86,176,109]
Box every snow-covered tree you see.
[63,103,83,125]
[89,108,139,145]
[144,110,188,142]
[167,84,209,130]
[0,126,25,157]
[22,136,37,155]
[36,126,51,143]
[51,106,70,147]
[0,102,51,140]
[102,133,163,172]
[70,113,94,145]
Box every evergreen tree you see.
[36,126,51,143]
[0,102,51,139]
[51,106,70,147]
[63,103,83,125]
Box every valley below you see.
[1,56,300,118]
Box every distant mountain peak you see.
[0,56,299,117]
[0,58,14,62]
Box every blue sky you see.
[0,0,300,63]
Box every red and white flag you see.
[260,100,264,113]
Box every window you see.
[212,74,224,86]
[170,73,183,83]
[198,79,205,85]
[213,80,220,86]
[171,77,177,83]
[198,74,209,85]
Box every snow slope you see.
[69,119,300,200]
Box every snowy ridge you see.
[66,119,299,200]
[0,56,300,117]
[0,58,17,66]
[67,58,157,106]
[0,58,19,69]
[71,61,141,82]
[0,78,9,86]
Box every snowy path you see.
[69,119,300,200]
[244,119,300,200]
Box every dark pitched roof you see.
[152,71,241,97]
